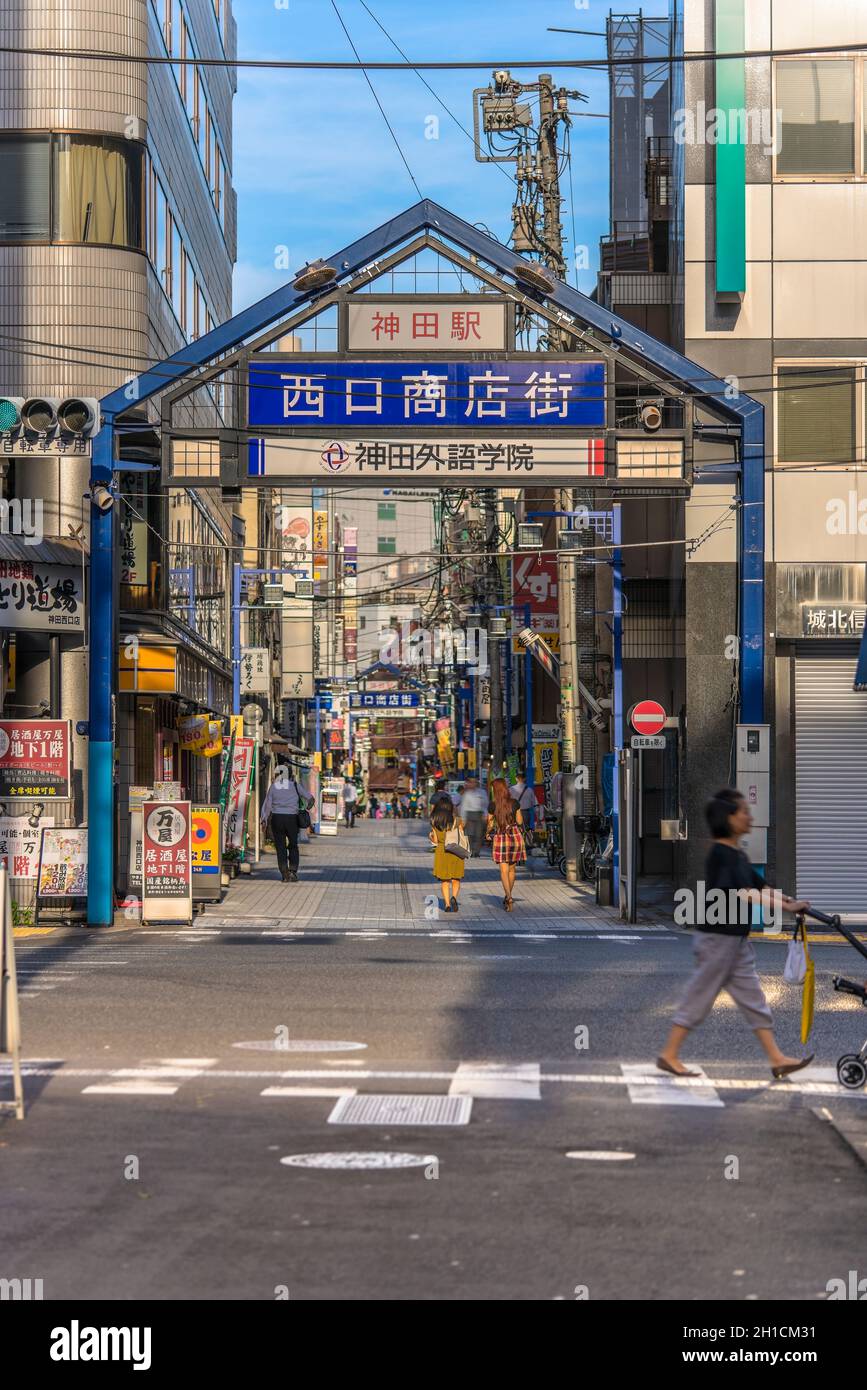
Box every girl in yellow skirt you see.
[429,793,466,913]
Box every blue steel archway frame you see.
[88,198,764,925]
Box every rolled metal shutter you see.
[795,654,867,915]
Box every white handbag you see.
[444,823,470,859]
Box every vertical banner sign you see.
[142,801,192,923]
[512,555,560,653]
[280,489,314,699]
[0,856,24,1119]
[120,504,148,584]
[224,737,254,851]
[191,804,222,901]
[0,720,72,798]
[240,647,270,695]
[128,786,151,897]
[312,505,328,676]
[343,526,358,664]
[533,735,561,809]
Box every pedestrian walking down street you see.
[657,787,815,1080]
[487,777,526,912]
[510,768,537,876]
[429,793,467,913]
[260,765,315,883]
[343,778,358,828]
[459,778,488,857]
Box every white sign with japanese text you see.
[240,647,270,694]
[0,562,84,632]
[347,302,507,351]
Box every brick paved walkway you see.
[202,815,659,931]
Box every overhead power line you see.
[4,38,867,71]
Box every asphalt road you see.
[3,819,866,1301]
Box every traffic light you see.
[0,395,99,439]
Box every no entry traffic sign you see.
[629,700,666,737]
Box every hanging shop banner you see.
[0,815,55,881]
[177,714,210,754]
[343,526,358,663]
[120,511,148,585]
[37,825,87,899]
[142,801,192,923]
[346,301,508,351]
[240,647,270,695]
[191,806,220,876]
[278,494,313,568]
[248,435,607,486]
[280,489,314,699]
[0,561,85,632]
[0,719,72,798]
[202,720,223,758]
[224,738,254,851]
[533,738,561,809]
[248,360,605,429]
[512,554,560,654]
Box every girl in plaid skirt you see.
[487,777,526,912]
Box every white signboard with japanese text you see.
[249,436,607,487]
[0,562,85,632]
[142,801,192,924]
[37,826,86,898]
[240,647,270,694]
[0,815,55,881]
[347,301,507,351]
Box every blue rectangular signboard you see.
[247,360,605,430]
[350,692,421,709]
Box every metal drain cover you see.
[328,1093,472,1126]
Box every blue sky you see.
[230,0,614,311]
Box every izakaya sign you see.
[142,800,192,923]
[0,562,84,631]
[248,360,605,429]
[0,720,72,797]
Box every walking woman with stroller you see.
[658,787,815,1079]
[487,777,527,912]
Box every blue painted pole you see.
[86,419,116,927]
[740,402,765,724]
[232,562,241,716]
[611,506,624,904]
[524,602,534,824]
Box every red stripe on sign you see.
[592,438,605,475]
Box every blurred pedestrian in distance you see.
[460,778,488,858]
[343,778,357,828]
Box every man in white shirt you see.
[343,778,358,828]
[510,770,537,874]
[459,778,488,857]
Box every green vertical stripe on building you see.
[715,0,746,294]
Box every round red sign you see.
[630,700,666,737]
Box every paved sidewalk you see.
[202,815,652,931]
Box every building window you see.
[0,134,50,240]
[777,365,858,465]
[776,59,856,175]
[377,537,397,555]
[377,502,397,522]
[54,134,144,247]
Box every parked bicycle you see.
[544,811,567,878]
[574,813,610,882]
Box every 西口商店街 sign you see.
[247,360,605,430]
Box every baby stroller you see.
[798,907,867,1091]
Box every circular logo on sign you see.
[320,440,350,474]
[0,728,9,760]
[145,806,187,847]
[191,815,211,842]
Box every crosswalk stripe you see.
[621,1062,724,1108]
[261,1086,357,1098]
[449,1062,541,1100]
[82,1081,180,1096]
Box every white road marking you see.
[232,1039,367,1053]
[262,1086,358,1098]
[621,1062,724,1108]
[151,1058,218,1068]
[82,1080,180,1096]
[280,1151,435,1170]
[450,1062,541,1101]
[566,1150,636,1161]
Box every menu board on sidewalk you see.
[37,827,87,898]
[142,801,192,924]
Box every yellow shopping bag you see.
[800,924,815,1043]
